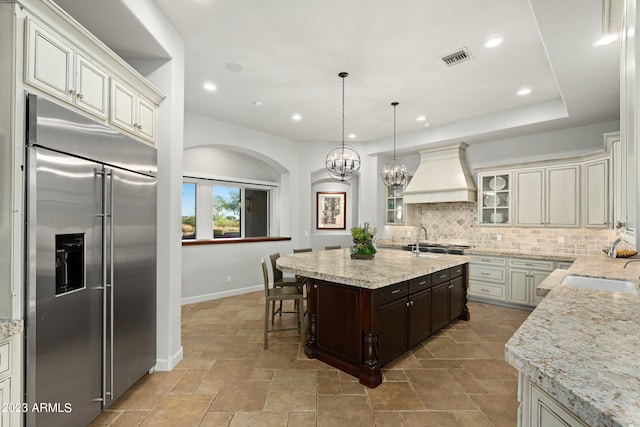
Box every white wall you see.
[122,0,185,372]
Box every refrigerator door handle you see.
[108,168,115,401]
[99,167,108,405]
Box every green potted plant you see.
[350,222,377,259]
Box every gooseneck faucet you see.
[414,225,428,256]
[608,238,623,258]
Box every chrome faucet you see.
[414,225,428,256]
[608,238,623,258]
[623,259,640,268]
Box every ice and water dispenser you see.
[55,233,85,295]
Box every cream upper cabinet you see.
[515,165,579,227]
[478,172,511,226]
[110,78,156,143]
[25,19,109,119]
[584,158,610,228]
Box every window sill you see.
[182,236,291,246]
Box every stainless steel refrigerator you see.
[24,94,157,426]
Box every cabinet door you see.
[547,166,579,226]
[584,159,609,228]
[431,282,449,333]
[0,377,10,427]
[408,289,431,347]
[75,53,109,119]
[516,169,544,226]
[377,298,407,366]
[508,270,529,305]
[529,383,588,427]
[136,96,156,142]
[25,19,74,103]
[529,271,549,306]
[110,79,137,133]
[449,276,464,321]
[612,138,626,228]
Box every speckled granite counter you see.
[464,247,577,262]
[505,254,640,427]
[277,248,469,289]
[0,319,23,341]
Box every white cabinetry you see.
[515,165,580,227]
[478,172,511,226]
[468,255,507,302]
[26,18,109,119]
[0,332,22,427]
[519,375,587,427]
[24,16,162,144]
[584,157,610,228]
[507,259,553,307]
[110,79,156,143]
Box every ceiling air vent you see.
[441,48,473,66]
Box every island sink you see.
[560,275,637,294]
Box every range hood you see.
[404,142,476,204]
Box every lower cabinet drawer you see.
[470,265,505,282]
[508,258,555,271]
[469,282,506,300]
[0,340,10,376]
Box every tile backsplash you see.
[386,202,619,255]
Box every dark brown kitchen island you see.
[277,248,470,388]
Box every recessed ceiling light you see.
[225,62,244,72]
[423,122,431,128]
[416,115,427,122]
[517,87,532,96]
[254,101,262,106]
[203,82,217,91]
[485,37,503,48]
[348,133,357,139]
[292,114,302,121]
[594,34,619,46]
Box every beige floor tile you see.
[199,411,234,427]
[210,380,269,411]
[229,411,289,427]
[366,381,424,410]
[264,380,316,412]
[140,394,213,427]
[95,295,529,426]
[317,395,374,427]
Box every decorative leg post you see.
[304,279,317,358]
[360,331,381,387]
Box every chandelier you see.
[380,101,408,188]
[326,72,360,181]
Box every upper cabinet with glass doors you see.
[385,177,411,224]
[478,172,511,226]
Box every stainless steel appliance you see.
[24,94,157,426]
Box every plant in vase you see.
[350,222,377,259]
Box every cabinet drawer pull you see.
[391,289,401,294]
[480,272,490,276]
[439,274,446,279]
[481,259,491,262]
[418,280,427,285]
[481,289,490,293]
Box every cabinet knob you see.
[410,300,414,306]
[77,93,84,100]
[69,89,76,96]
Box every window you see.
[182,182,197,239]
[182,176,272,240]
[213,185,240,238]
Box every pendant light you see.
[381,101,408,188]
[326,72,361,181]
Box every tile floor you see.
[89,292,531,427]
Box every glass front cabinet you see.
[478,172,511,226]
[385,177,411,224]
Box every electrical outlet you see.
[558,236,564,244]
[226,275,231,283]
[496,234,502,241]
[304,230,309,236]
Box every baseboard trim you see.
[181,285,262,305]
[154,345,184,372]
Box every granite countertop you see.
[0,319,24,341]
[464,247,577,262]
[505,254,640,427]
[277,248,470,289]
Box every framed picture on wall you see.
[316,192,346,229]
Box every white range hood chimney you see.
[404,142,476,204]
